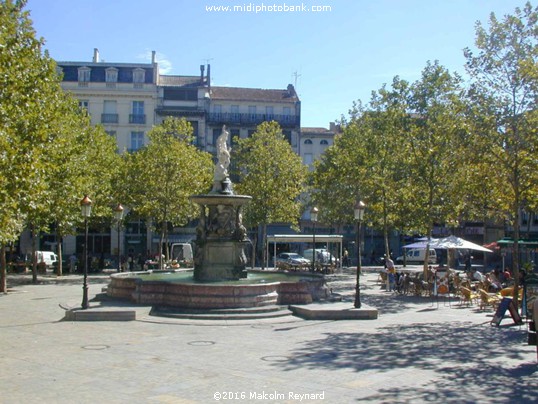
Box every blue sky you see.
[26,0,524,128]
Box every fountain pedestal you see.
[190,193,252,282]
[194,240,250,281]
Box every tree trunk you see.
[56,231,63,276]
[163,221,170,262]
[512,205,521,308]
[262,223,267,270]
[31,227,38,284]
[159,225,166,270]
[250,230,258,269]
[482,217,488,272]
[0,244,6,293]
[383,224,390,261]
[423,224,433,282]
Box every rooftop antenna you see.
[203,58,213,82]
[292,70,301,90]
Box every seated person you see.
[487,272,502,292]
[473,269,485,282]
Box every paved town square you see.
[1,268,536,404]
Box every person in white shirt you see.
[473,269,485,282]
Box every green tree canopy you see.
[0,0,120,284]
[464,1,538,305]
[233,121,307,267]
[122,117,213,265]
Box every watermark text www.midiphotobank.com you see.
[205,2,332,13]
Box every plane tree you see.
[122,117,213,268]
[311,66,467,272]
[46,110,121,276]
[311,81,412,262]
[401,61,469,276]
[0,1,119,286]
[232,121,308,269]
[463,1,538,306]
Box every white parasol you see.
[402,239,437,249]
[429,235,493,252]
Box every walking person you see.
[69,254,77,273]
[385,254,396,292]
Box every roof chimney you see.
[200,64,205,84]
[207,64,211,89]
[93,48,100,63]
[287,84,295,97]
[151,50,156,64]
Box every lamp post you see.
[310,206,318,272]
[80,195,92,309]
[354,200,366,308]
[114,203,124,272]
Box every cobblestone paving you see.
[1,268,537,403]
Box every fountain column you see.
[190,126,252,281]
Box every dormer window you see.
[133,68,145,84]
[106,67,118,83]
[78,67,91,86]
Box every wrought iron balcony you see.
[129,114,146,124]
[101,113,119,124]
[207,112,299,127]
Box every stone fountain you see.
[106,126,327,312]
[190,125,252,281]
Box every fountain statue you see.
[191,125,252,281]
[212,125,232,193]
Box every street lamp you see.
[80,195,92,309]
[310,206,318,272]
[114,203,124,273]
[354,200,366,308]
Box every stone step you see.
[149,304,292,320]
[63,308,136,321]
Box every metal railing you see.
[207,112,299,127]
[129,114,146,124]
[101,113,119,124]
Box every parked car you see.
[303,249,339,264]
[275,252,310,266]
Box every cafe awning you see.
[267,234,344,243]
[497,238,538,247]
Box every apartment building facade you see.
[59,49,159,154]
[48,50,303,261]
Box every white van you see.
[35,251,58,269]
[303,248,339,264]
[396,249,437,265]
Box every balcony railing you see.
[101,113,119,124]
[207,112,299,127]
[129,114,146,124]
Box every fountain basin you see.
[107,270,328,309]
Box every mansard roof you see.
[210,85,299,103]
[301,127,332,134]
[159,75,204,87]
[57,61,155,84]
